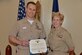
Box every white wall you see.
[0,0,82,55]
[0,0,18,55]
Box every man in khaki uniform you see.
[9,1,46,55]
[47,12,75,55]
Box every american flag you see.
[17,0,26,20]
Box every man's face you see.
[26,4,36,18]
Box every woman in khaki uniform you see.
[47,12,75,55]
[9,1,46,55]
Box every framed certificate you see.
[29,39,47,54]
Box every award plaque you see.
[29,39,47,54]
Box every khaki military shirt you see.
[10,18,46,49]
[47,27,74,55]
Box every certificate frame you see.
[29,39,47,54]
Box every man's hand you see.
[20,40,29,47]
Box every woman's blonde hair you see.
[52,12,64,21]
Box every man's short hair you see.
[26,1,36,8]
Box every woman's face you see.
[52,16,62,28]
